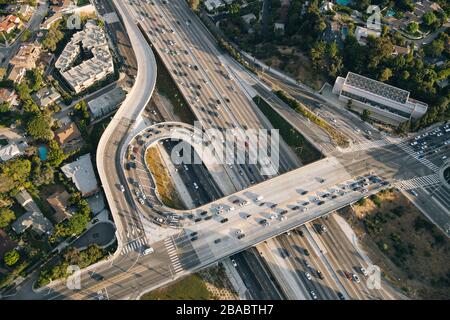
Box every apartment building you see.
[55,20,114,93]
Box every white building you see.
[204,0,224,12]
[55,20,114,93]
[332,72,428,126]
[88,87,126,118]
[61,153,99,197]
[0,141,27,162]
[355,26,381,45]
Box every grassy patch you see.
[253,95,322,165]
[275,90,349,148]
[145,146,184,209]
[339,189,450,299]
[141,273,211,300]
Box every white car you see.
[119,184,125,192]
[310,290,317,300]
[139,198,145,205]
[352,274,361,283]
[360,267,368,277]
[193,182,199,189]
[231,259,237,267]
[235,229,242,236]
[143,247,154,255]
[305,272,312,280]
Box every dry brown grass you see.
[145,146,183,209]
[340,189,450,299]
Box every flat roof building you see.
[87,87,126,118]
[55,20,114,93]
[332,72,428,126]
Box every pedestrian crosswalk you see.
[350,139,391,152]
[164,237,184,274]
[121,237,148,255]
[393,174,441,190]
[394,141,440,173]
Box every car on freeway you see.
[143,246,154,255]
[193,182,199,189]
[305,272,312,280]
[231,259,237,267]
[317,270,324,280]
[89,271,104,281]
[297,229,304,237]
[337,292,345,300]
[119,184,125,192]
[352,274,361,283]
[304,249,310,256]
[310,290,318,300]
[360,267,368,277]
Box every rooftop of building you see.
[344,72,410,104]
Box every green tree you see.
[3,249,20,266]
[41,22,64,52]
[0,101,10,113]
[422,12,437,27]
[424,39,445,58]
[379,68,393,81]
[27,113,54,141]
[361,109,371,122]
[21,29,31,41]
[229,3,241,16]
[47,140,68,168]
[406,22,419,34]
[0,208,15,228]
[188,0,200,11]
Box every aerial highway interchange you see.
[6,0,449,301]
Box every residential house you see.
[14,189,34,210]
[32,86,61,108]
[0,15,21,34]
[11,211,53,235]
[61,153,99,197]
[18,4,34,19]
[392,45,411,56]
[47,190,72,223]
[0,141,27,162]
[10,43,42,70]
[54,121,83,152]
[6,66,26,83]
[355,26,381,45]
[0,87,18,106]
